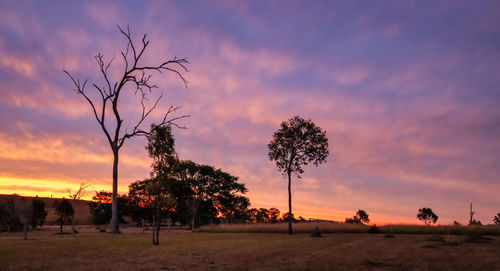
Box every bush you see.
[368,225,381,234]
[465,230,492,243]
[311,226,322,237]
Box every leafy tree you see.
[247,208,259,223]
[54,199,74,233]
[65,25,188,234]
[417,207,438,226]
[268,116,329,234]
[494,213,500,225]
[1,198,22,232]
[217,195,250,224]
[281,212,297,223]
[0,204,8,232]
[177,161,247,230]
[88,191,129,225]
[269,207,281,223]
[30,198,47,229]
[256,208,270,223]
[345,209,370,224]
[146,124,177,245]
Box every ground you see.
[1,226,499,270]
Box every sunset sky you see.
[0,1,499,225]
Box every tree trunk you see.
[288,170,292,235]
[142,218,145,234]
[23,220,28,240]
[60,216,63,233]
[71,215,76,235]
[152,208,156,244]
[156,202,160,245]
[110,148,120,234]
[191,199,197,232]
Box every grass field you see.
[198,222,500,236]
[1,225,499,270]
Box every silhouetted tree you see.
[30,198,47,230]
[269,207,281,223]
[177,161,247,230]
[494,213,500,225]
[268,116,329,234]
[146,124,177,245]
[88,191,129,225]
[282,212,297,223]
[13,196,30,239]
[1,198,22,232]
[417,207,438,226]
[256,208,270,223]
[68,183,92,234]
[345,209,370,224]
[217,195,250,223]
[0,204,7,231]
[64,25,189,234]
[247,208,259,223]
[54,199,74,233]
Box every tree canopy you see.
[417,207,438,226]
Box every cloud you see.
[0,1,499,225]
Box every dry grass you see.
[1,225,499,270]
[198,222,500,236]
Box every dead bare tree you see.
[64,25,189,233]
[68,183,92,235]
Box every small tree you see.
[68,183,92,234]
[417,207,438,226]
[30,198,47,230]
[268,116,329,234]
[269,207,281,223]
[13,196,30,240]
[345,209,370,224]
[54,199,74,233]
[494,213,500,225]
[281,212,297,223]
[146,124,177,245]
[256,208,270,223]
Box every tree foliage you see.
[54,199,74,233]
[268,116,329,234]
[30,198,47,230]
[269,207,281,223]
[268,116,329,177]
[345,209,370,224]
[494,213,500,225]
[417,207,438,226]
[88,191,129,225]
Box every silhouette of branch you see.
[65,24,189,152]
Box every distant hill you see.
[0,194,92,225]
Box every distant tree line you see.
[0,196,48,239]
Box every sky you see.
[0,0,499,225]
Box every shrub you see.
[311,226,322,237]
[368,225,381,234]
